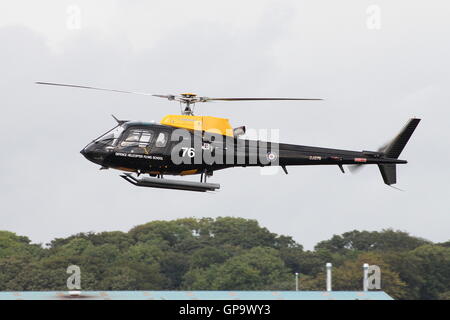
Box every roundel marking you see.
[266,151,278,162]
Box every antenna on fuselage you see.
[111,114,128,125]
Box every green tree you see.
[331,252,408,299]
[185,247,291,290]
[190,246,230,269]
[160,251,191,289]
[209,217,281,249]
[0,218,448,299]
[438,291,450,300]
[0,231,43,259]
[129,220,195,247]
[99,262,165,290]
[315,229,429,254]
[404,245,450,299]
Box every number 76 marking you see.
[181,147,195,158]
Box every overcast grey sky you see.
[0,0,449,249]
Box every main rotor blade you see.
[152,94,176,100]
[35,82,154,96]
[35,83,323,104]
[203,97,323,102]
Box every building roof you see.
[0,291,393,300]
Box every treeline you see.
[0,217,449,299]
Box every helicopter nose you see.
[80,144,105,165]
[80,147,93,161]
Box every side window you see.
[121,129,153,147]
[139,132,152,147]
[155,132,168,148]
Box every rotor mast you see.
[179,93,197,115]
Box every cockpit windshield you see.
[94,125,125,147]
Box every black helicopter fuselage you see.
[80,121,408,179]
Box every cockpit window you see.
[121,129,153,147]
[155,132,168,147]
[94,125,125,147]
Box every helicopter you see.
[36,81,420,192]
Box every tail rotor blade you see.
[348,164,364,174]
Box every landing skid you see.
[120,173,220,192]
